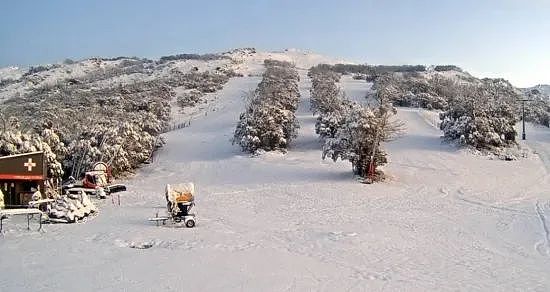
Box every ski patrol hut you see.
[0,151,47,208]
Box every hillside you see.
[1,50,550,291]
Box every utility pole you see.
[519,99,532,140]
[522,100,526,140]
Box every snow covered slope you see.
[229,48,350,76]
[340,75,374,105]
[0,55,235,103]
[1,51,550,291]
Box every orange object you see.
[175,192,193,203]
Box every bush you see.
[440,79,519,150]
[372,72,464,111]
[523,89,550,127]
[177,90,203,108]
[23,64,60,77]
[159,53,229,63]
[310,64,427,77]
[434,65,463,72]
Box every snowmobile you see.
[82,171,127,194]
[62,162,126,199]
[148,183,196,228]
[62,175,108,199]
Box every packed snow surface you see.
[2,51,550,291]
[340,75,374,106]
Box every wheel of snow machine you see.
[185,218,195,228]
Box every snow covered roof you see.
[0,151,44,160]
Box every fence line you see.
[161,120,192,134]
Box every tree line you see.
[233,60,301,153]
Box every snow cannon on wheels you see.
[166,183,196,228]
[148,183,196,228]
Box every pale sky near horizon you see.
[0,0,548,87]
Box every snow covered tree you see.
[234,97,297,152]
[309,66,354,141]
[177,90,203,108]
[309,66,341,114]
[308,65,402,181]
[0,118,65,178]
[322,102,402,180]
[315,106,350,140]
[523,88,550,127]
[373,72,457,110]
[439,79,520,150]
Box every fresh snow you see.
[231,48,350,77]
[339,75,373,104]
[521,122,550,172]
[1,51,550,291]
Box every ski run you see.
[1,50,550,291]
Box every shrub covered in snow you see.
[311,64,466,111]
[166,70,233,111]
[159,53,229,63]
[23,64,61,77]
[373,72,464,110]
[439,79,520,150]
[309,66,354,141]
[309,66,342,115]
[434,65,463,72]
[165,70,230,93]
[0,78,18,89]
[177,90,204,108]
[233,60,300,153]
[319,64,427,75]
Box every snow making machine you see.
[148,183,196,228]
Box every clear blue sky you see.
[0,0,548,87]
